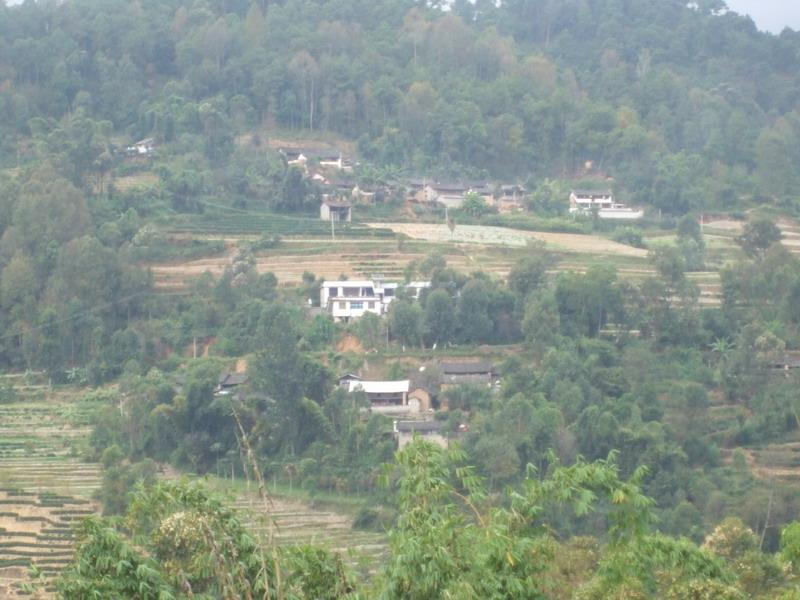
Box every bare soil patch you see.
[336,334,364,354]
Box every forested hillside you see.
[1,0,800,209]
[4,1,800,597]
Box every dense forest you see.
[2,0,800,208]
[2,0,800,597]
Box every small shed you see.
[408,387,432,413]
[320,199,352,222]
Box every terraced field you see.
[0,385,386,595]
[0,491,95,598]
[231,494,386,567]
[0,388,103,597]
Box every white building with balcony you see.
[320,279,399,322]
[569,190,643,220]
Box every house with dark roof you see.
[337,373,362,388]
[439,361,496,387]
[772,353,800,372]
[217,372,248,395]
[393,419,447,449]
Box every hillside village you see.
[274,145,644,222]
[5,0,800,597]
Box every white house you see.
[406,281,431,300]
[349,379,410,407]
[320,279,398,322]
[320,198,352,222]
[126,138,154,157]
[569,190,643,220]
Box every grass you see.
[162,212,396,238]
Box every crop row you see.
[166,214,394,237]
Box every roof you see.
[429,182,467,192]
[323,280,376,288]
[396,420,443,433]
[338,373,362,381]
[572,189,613,197]
[440,361,494,375]
[219,372,248,387]
[407,281,431,288]
[349,380,410,394]
[322,199,352,208]
[280,148,342,161]
[776,354,800,369]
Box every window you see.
[329,287,339,297]
[351,302,364,310]
[384,288,395,297]
[338,302,346,309]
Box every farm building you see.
[408,387,433,413]
[337,373,362,388]
[217,372,248,395]
[126,138,154,157]
[439,361,496,387]
[320,198,352,222]
[349,379,410,407]
[393,420,447,450]
[279,148,351,172]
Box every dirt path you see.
[366,223,648,257]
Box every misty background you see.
[3,0,799,33]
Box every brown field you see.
[112,172,160,191]
[148,238,655,291]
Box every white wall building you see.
[320,279,398,322]
[569,190,644,220]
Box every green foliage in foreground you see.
[58,441,800,599]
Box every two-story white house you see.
[569,190,644,220]
[320,279,399,322]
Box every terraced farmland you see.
[166,213,395,238]
[0,490,95,599]
[0,389,104,597]
[231,494,386,567]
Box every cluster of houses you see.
[208,359,497,450]
[315,178,646,223]
[340,360,498,449]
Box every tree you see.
[737,219,783,258]
[460,191,491,218]
[423,288,456,346]
[59,480,353,599]
[457,279,493,344]
[555,267,622,338]
[508,250,554,300]
[389,300,423,347]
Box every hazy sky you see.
[4,0,800,34]
[725,0,800,33]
